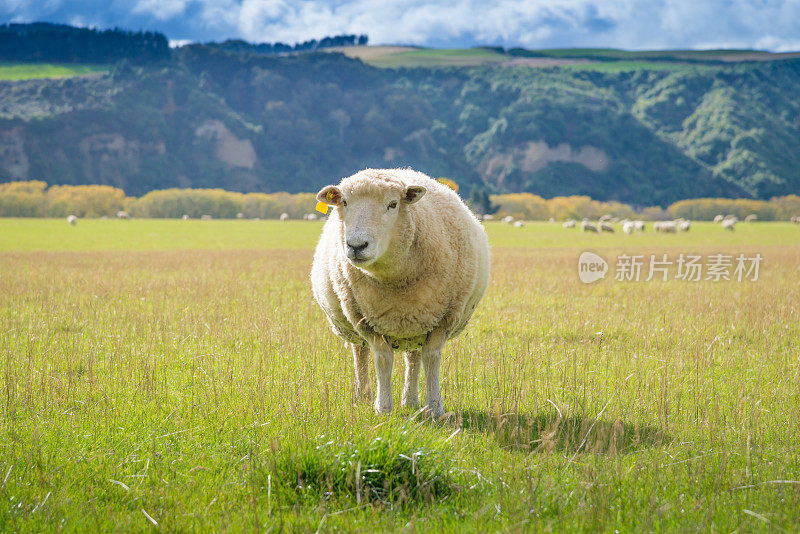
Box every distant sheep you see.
[678,219,691,232]
[236,212,245,219]
[116,210,130,219]
[182,214,191,220]
[304,213,319,221]
[67,215,78,226]
[502,215,514,224]
[622,221,634,234]
[513,220,525,228]
[654,221,678,233]
[599,221,615,233]
[713,214,724,223]
[581,220,598,233]
[562,219,576,228]
[280,213,289,221]
[633,220,645,232]
[482,214,494,221]
[311,168,490,417]
[792,216,800,224]
[744,214,758,222]
[722,217,736,231]
[200,215,212,220]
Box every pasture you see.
[1,219,799,531]
[0,63,107,81]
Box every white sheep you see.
[562,219,576,228]
[482,214,494,221]
[744,214,758,222]
[310,168,490,417]
[792,216,800,224]
[304,213,319,221]
[654,221,677,233]
[581,220,598,233]
[599,221,615,233]
[280,213,289,221]
[201,214,212,220]
[633,220,645,232]
[67,215,78,225]
[622,221,634,234]
[513,220,525,228]
[116,210,130,219]
[182,214,191,220]
[502,215,514,224]
[678,219,691,232]
[722,217,736,231]
[713,214,724,223]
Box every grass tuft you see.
[273,432,457,506]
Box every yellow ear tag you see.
[315,201,329,214]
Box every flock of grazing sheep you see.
[65,209,800,228]
[63,211,326,224]
[479,212,800,233]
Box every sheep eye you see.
[341,200,347,207]
[388,201,398,209]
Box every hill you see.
[0,24,799,204]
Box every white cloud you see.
[208,0,799,51]
[2,0,799,51]
[132,0,190,21]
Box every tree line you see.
[2,181,798,221]
[0,23,170,64]
[204,34,368,55]
[0,23,367,65]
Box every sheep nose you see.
[346,239,369,254]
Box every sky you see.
[3,0,800,52]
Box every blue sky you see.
[3,0,800,51]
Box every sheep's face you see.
[316,183,426,268]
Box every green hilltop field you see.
[0,62,107,80]
[1,218,799,530]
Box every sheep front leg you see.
[351,343,371,401]
[422,329,448,418]
[371,341,394,413]
[402,351,421,409]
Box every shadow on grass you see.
[449,410,669,455]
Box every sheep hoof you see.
[374,400,394,414]
[356,386,373,402]
[401,397,419,410]
[424,403,445,419]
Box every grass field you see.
[333,46,798,70]
[1,219,799,531]
[0,63,108,81]
[348,47,509,68]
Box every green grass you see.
[0,63,107,81]
[1,219,799,531]
[357,46,782,70]
[559,60,715,73]
[512,48,759,60]
[363,47,508,68]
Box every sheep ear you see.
[404,186,426,204]
[316,186,342,206]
